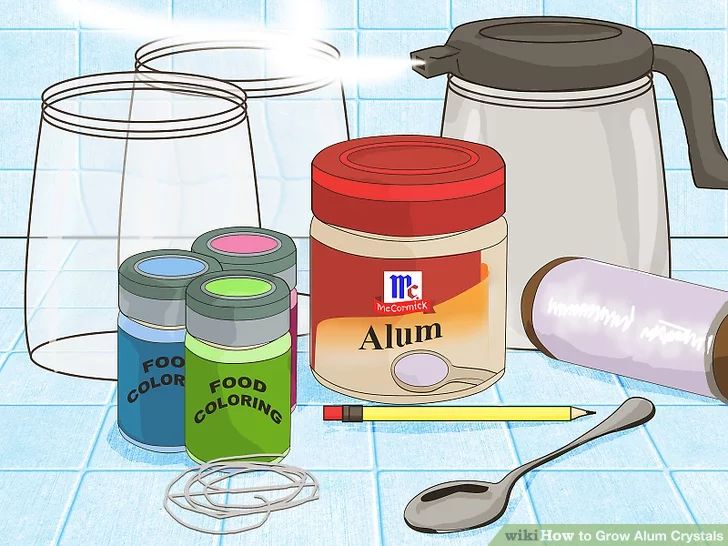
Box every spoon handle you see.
[502,397,656,485]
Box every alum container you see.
[310,135,507,403]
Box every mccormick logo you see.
[384,271,422,303]
[375,271,433,315]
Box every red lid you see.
[312,135,505,236]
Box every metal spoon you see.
[404,397,656,534]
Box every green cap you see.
[186,270,291,347]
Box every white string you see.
[164,454,320,535]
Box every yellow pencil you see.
[322,405,595,422]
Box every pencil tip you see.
[585,410,596,416]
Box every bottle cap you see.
[192,226,296,290]
[186,271,291,347]
[312,135,505,237]
[119,249,222,327]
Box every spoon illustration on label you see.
[391,350,496,393]
[403,397,656,534]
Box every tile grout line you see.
[724,0,728,216]
[495,381,542,525]
[12,239,78,354]
[355,26,453,31]
[370,421,385,546]
[52,404,113,546]
[0,27,79,31]
[76,0,81,82]
[355,8,362,132]
[639,26,728,30]
[354,17,360,103]
[217,480,230,545]
[494,384,523,466]
[106,380,117,407]
[0,351,11,374]
[615,376,699,524]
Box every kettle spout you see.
[410,45,460,78]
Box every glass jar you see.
[310,135,507,403]
[117,250,222,451]
[26,71,252,381]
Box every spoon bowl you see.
[406,480,504,533]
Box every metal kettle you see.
[412,16,728,349]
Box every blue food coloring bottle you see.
[117,250,222,452]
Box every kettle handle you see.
[653,45,728,189]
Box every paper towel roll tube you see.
[521,258,728,403]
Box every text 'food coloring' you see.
[185,271,292,463]
[117,249,222,452]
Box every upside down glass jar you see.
[310,135,508,403]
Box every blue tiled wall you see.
[1,0,727,236]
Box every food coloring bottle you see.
[185,271,292,463]
[192,227,298,410]
[117,250,222,451]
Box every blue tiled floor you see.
[0,238,727,544]
[620,376,723,405]
[527,471,694,523]
[646,406,728,470]
[221,471,379,546]
[0,405,107,469]
[0,472,81,546]
[494,351,627,405]
[286,406,374,470]
[373,420,517,470]
[87,407,194,470]
[0,309,24,352]
[0,352,115,405]
[57,471,220,546]
[671,472,728,523]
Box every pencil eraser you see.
[323,405,343,421]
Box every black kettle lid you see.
[411,16,654,91]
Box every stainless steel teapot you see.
[413,16,728,349]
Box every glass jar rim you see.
[41,71,248,139]
[135,32,342,98]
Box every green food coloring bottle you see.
[184,271,292,463]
